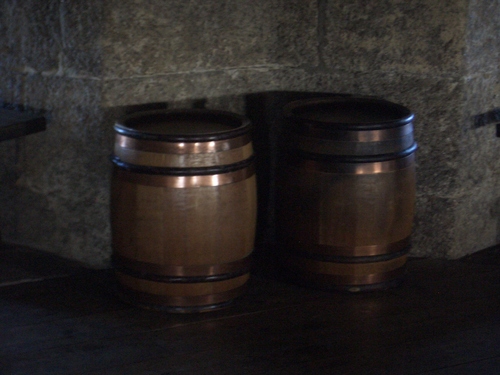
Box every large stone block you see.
[453,177,499,258]
[101,0,278,79]
[0,68,29,242]
[102,66,285,107]
[466,0,500,74]
[0,139,18,242]
[454,70,500,255]
[0,65,23,105]
[204,95,247,115]
[465,71,500,128]
[0,0,61,74]
[60,0,104,77]
[322,0,468,75]
[3,76,114,267]
[270,0,319,67]
[411,195,458,257]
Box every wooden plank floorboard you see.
[0,271,131,331]
[418,356,500,375]
[1,332,171,375]
[22,282,495,375]
[0,244,86,286]
[67,286,498,374]
[1,271,351,369]
[304,322,500,375]
[4,267,498,352]
[1,246,500,375]
[0,270,335,333]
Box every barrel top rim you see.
[283,96,414,129]
[114,108,252,142]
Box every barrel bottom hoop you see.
[288,272,405,293]
[115,266,250,284]
[289,236,410,262]
[286,254,407,286]
[289,267,406,288]
[112,254,252,283]
[288,244,411,264]
[116,283,247,312]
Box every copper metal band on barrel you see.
[288,237,411,258]
[117,283,248,309]
[291,266,406,287]
[113,163,255,188]
[116,133,252,154]
[113,254,252,281]
[299,152,415,175]
[298,122,413,142]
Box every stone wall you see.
[456,0,500,257]
[0,0,498,267]
[0,0,111,267]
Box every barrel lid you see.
[284,96,414,130]
[114,109,252,142]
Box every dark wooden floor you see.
[1,243,500,375]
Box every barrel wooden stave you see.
[115,272,250,312]
[110,109,256,312]
[111,171,257,267]
[281,158,416,255]
[280,157,415,290]
[279,97,416,291]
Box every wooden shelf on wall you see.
[0,108,46,142]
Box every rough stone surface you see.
[0,66,24,244]
[270,0,319,67]
[101,0,277,79]
[1,76,113,268]
[204,95,247,115]
[0,138,18,244]
[0,64,23,106]
[466,0,500,74]
[102,67,286,107]
[454,69,500,258]
[0,0,62,74]
[462,72,500,185]
[322,0,468,75]
[411,195,458,258]
[60,0,104,77]
[453,180,499,258]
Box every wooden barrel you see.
[110,109,257,312]
[278,97,417,292]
